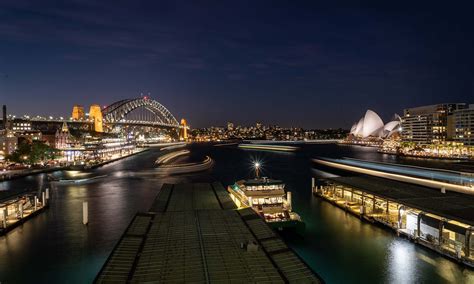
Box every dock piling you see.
[34,197,38,211]
[42,192,46,206]
[2,208,6,228]
[83,202,88,225]
[46,188,50,200]
[287,192,292,211]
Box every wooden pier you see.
[96,182,322,283]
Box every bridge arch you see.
[102,97,179,127]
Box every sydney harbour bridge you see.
[21,97,187,139]
[101,97,179,128]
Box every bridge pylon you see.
[89,104,104,133]
[179,118,188,141]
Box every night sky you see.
[0,1,473,128]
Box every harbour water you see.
[0,144,473,283]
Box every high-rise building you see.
[89,104,103,133]
[450,104,474,146]
[227,122,234,131]
[72,105,86,120]
[401,103,468,145]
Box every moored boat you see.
[227,163,305,235]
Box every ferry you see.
[227,163,305,234]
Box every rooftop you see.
[95,182,320,283]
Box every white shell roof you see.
[384,120,400,132]
[354,117,365,136]
[361,110,384,138]
[350,110,401,138]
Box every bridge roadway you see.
[95,182,321,283]
[28,117,181,128]
[314,158,474,195]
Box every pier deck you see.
[96,182,321,283]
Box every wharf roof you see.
[325,176,474,226]
[96,182,320,283]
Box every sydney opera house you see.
[345,110,401,145]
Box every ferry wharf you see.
[0,188,50,236]
[96,182,322,283]
[312,176,474,268]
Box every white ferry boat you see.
[227,163,304,234]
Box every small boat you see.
[227,163,305,235]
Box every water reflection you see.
[0,144,473,283]
[388,240,417,283]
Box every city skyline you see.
[1,1,473,128]
[1,2,474,282]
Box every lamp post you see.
[254,162,260,178]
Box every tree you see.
[6,140,59,165]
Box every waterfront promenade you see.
[0,165,69,182]
[96,182,321,283]
[0,148,148,182]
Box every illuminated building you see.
[89,104,103,133]
[349,110,401,139]
[61,136,136,162]
[345,110,401,147]
[0,129,17,158]
[16,130,42,144]
[55,122,71,149]
[71,105,85,120]
[12,119,31,132]
[450,104,474,146]
[401,103,468,145]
